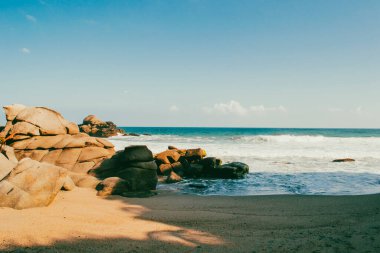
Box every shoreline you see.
[1,188,380,252]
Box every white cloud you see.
[203,100,287,116]
[328,106,366,115]
[250,105,287,113]
[169,105,180,112]
[20,48,31,54]
[204,100,248,116]
[328,107,343,113]
[25,14,37,23]
[354,106,363,114]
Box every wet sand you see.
[1,188,380,252]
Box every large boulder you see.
[0,144,112,209]
[79,115,125,137]
[0,105,115,173]
[90,145,158,195]
[0,146,74,209]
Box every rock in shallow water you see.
[214,162,250,179]
[332,158,355,163]
[154,147,249,183]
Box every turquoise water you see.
[109,127,380,196]
[121,127,380,138]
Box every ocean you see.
[108,127,380,196]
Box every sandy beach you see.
[0,188,379,253]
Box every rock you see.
[79,115,124,137]
[90,145,158,195]
[125,133,140,137]
[15,107,77,135]
[158,164,172,175]
[200,157,222,168]
[96,177,129,197]
[185,164,204,178]
[3,104,26,121]
[116,167,157,192]
[127,161,158,170]
[153,146,248,181]
[83,115,104,125]
[213,162,249,179]
[0,105,115,173]
[185,148,207,161]
[166,171,182,184]
[155,150,181,164]
[0,152,16,181]
[68,172,100,188]
[62,176,76,191]
[0,157,73,209]
[123,145,154,163]
[332,158,356,163]
[1,145,18,164]
[171,162,184,175]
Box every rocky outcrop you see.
[332,158,355,163]
[0,105,115,174]
[90,145,158,196]
[79,115,125,138]
[0,146,74,209]
[155,147,249,183]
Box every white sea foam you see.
[108,134,380,195]
[108,134,380,174]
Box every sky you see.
[0,0,380,128]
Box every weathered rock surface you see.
[166,171,182,183]
[155,146,249,182]
[79,115,125,138]
[90,145,158,195]
[0,105,115,173]
[96,177,129,197]
[0,146,74,209]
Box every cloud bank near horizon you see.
[203,100,287,116]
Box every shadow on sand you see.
[3,190,380,253]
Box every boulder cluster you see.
[0,105,158,209]
[155,146,249,183]
[0,105,115,174]
[90,145,158,197]
[0,104,250,210]
[79,115,125,138]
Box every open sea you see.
[108,127,380,196]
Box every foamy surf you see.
[108,130,380,195]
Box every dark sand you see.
[1,188,380,252]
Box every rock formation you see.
[90,145,158,196]
[0,105,115,174]
[155,147,249,183]
[0,105,162,208]
[0,145,74,209]
[79,115,125,137]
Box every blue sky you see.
[1,0,379,127]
